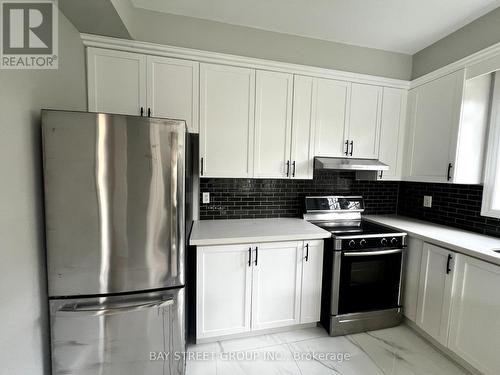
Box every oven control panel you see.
[336,236,406,251]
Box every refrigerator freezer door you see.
[50,288,185,375]
[42,110,186,296]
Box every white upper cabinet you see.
[405,69,491,183]
[378,88,407,180]
[416,243,455,346]
[146,56,199,133]
[199,63,255,178]
[300,240,324,324]
[290,75,316,179]
[314,78,350,157]
[449,254,500,375]
[347,83,382,159]
[406,71,463,182]
[87,48,146,116]
[87,48,200,132]
[251,241,302,330]
[253,71,293,178]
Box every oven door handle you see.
[343,248,403,257]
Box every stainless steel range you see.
[304,196,407,336]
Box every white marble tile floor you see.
[185,324,470,375]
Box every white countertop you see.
[364,215,500,266]
[189,218,331,246]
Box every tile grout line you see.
[284,342,304,375]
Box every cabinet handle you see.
[140,107,144,116]
[254,246,258,266]
[248,247,252,267]
[350,141,354,156]
[447,163,453,181]
[200,157,204,176]
[148,108,151,117]
[292,161,296,177]
[286,160,290,177]
[379,171,383,179]
[344,140,349,156]
[305,243,309,262]
[446,254,453,274]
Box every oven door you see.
[337,248,403,315]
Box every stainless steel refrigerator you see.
[42,110,192,375]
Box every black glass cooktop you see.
[315,220,402,236]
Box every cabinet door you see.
[196,245,252,339]
[300,240,324,323]
[314,78,350,157]
[199,63,255,177]
[347,83,382,159]
[147,56,199,133]
[406,71,464,182]
[378,88,407,180]
[449,255,500,375]
[403,237,423,322]
[251,241,302,330]
[87,47,146,116]
[253,70,293,178]
[291,75,315,179]
[416,243,455,345]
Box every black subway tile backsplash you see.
[397,182,500,237]
[199,172,500,238]
[200,170,399,220]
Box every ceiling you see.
[131,0,500,54]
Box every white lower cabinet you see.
[196,240,323,340]
[196,244,252,339]
[416,243,455,346]
[411,241,500,374]
[403,237,423,322]
[251,241,302,330]
[448,255,500,375]
[300,240,324,324]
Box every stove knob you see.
[348,240,356,249]
[381,238,388,246]
[391,237,398,246]
[359,239,367,247]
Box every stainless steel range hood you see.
[315,157,389,171]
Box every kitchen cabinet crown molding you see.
[80,33,410,90]
[411,39,500,89]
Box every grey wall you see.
[0,10,87,375]
[412,6,500,79]
[111,0,412,80]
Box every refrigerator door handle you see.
[57,297,174,316]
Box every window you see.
[482,72,500,218]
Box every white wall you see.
[110,0,412,80]
[0,10,87,375]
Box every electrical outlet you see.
[423,195,432,208]
[202,192,210,204]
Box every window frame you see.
[481,72,500,219]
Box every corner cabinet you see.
[87,47,199,133]
[411,241,500,374]
[448,255,500,375]
[405,69,491,183]
[402,236,423,322]
[196,240,323,341]
[416,243,455,346]
[199,63,255,178]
